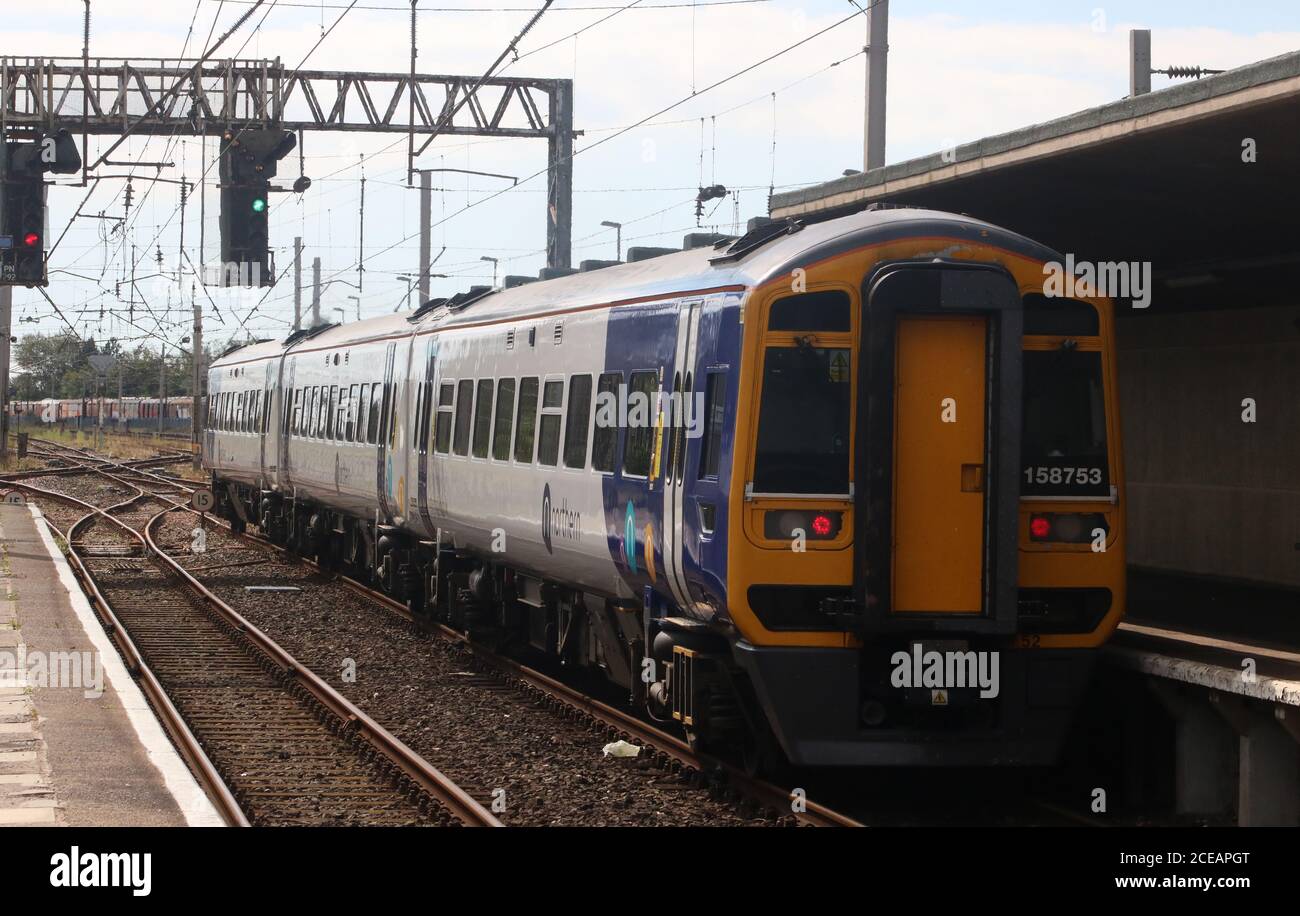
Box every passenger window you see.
[329,386,340,441]
[563,374,592,469]
[591,372,621,473]
[492,379,516,461]
[698,371,726,479]
[453,379,474,455]
[538,380,564,466]
[623,371,659,477]
[387,383,398,449]
[368,384,382,444]
[350,384,362,442]
[513,377,539,463]
[472,380,494,459]
[309,388,321,438]
[435,382,454,453]
[356,384,371,441]
[344,385,357,441]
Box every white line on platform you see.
[28,505,225,827]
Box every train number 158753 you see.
[1023,465,1103,486]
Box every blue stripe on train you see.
[599,293,743,625]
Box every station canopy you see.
[770,50,1300,312]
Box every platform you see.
[0,502,222,827]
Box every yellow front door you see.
[891,316,987,614]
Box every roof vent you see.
[553,322,563,345]
[505,328,516,350]
[683,232,735,250]
[504,275,537,289]
[538,266,578,281]
[579,259,620,272]
[626,246,677,262]
[407,297,449,322]
[282,322,338,347]
[709,217,804,265]
[446,285,494,312]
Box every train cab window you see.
[1023,294,1100,336]
[434,382,454,453]
[472,380,494,459]
[591,372,621,473]
[538,380,564,466]
[491,379,516,461]
[767,290,851,332]
[453,380,474,456]
[1021,349,1110,497]
[622,371,659,477]
[563,374,593,469]
[753,346,851,494]
[356,381,371,441]
[698,371,726,479]
[514,377,540,463]
[368,384,383,444]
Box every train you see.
[8,397,191,431]
[204,207,1126,770]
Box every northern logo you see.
[542,483,553,553]
[541,483,581,555]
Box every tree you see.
[13,332,213,400]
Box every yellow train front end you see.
[726,223,1124,766]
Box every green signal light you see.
[251,198,267,213]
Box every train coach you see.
[205,207,1126,770]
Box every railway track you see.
[17,438,864,825]
[156,504,863,826]
[3,445,500,827]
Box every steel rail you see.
[142,502,502,828]
[234,530,863,827]
[3,476,249,826]
[7,453,501,827]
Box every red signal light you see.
[811,514,833,537]
[22,232,39,247]
[1029,516,1051,539]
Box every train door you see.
[414,337,437,537]
[662,298,704,614]
[892,316,986,613]
[259,361,275,487]
[278,358,296,493]
[856,263,1023,634]
[376,342,398,523]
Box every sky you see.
[4,0,1299,356]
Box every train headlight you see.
[763,510,842,541]
[1028,513,1108,544]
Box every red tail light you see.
[1029,516,1051,539]
[811,514,833,537]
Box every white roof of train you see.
[211,207,1054,369]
